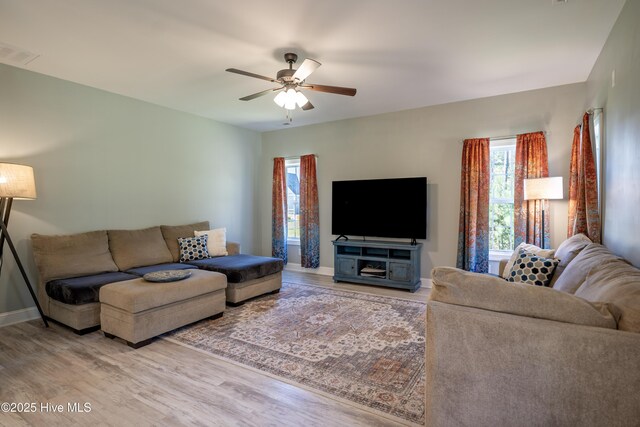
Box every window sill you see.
[287,240,300,246]
[489,250,513,262]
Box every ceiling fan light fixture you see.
[274,91,287,107]
[284,88,297,110]
[295,91,309,108]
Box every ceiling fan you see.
[226,52,357,112]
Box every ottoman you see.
[99,269,227,348]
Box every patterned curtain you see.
[567,126,581,239]
[456,138,490,273]
[272,157,288,264]
[514,131,549,248]
[300,154,320,268]
[567,113,601,243]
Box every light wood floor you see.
[0,271,429,427]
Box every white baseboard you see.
[0,306,40,328]
[421,278,432,289]
[285,263,334,276]
[285,263,432,289]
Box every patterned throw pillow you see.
[507,248,559,287]
[501,242,556,279]
[178,235,209,262]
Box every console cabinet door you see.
[389,262,411,282]
[336,258,356,277]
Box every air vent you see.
[0,42,40,66]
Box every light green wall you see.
[260,83,586,275]
[0,64,261,315]
[587,0,640,267]
[0,51,602,316]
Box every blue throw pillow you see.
[507,248,559,287]
[178,235,210,262]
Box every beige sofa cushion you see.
[575,261,640,333]
[31,231,118,283]
[108,227,173,271]
[160,221,210,262]
[552,243,624,294]
[431,267,618,329]
[100,269,226,313]
[549,233,592,287]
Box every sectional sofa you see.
[426,234,640,426]
[31,221,283,339]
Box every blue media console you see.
[332,239,422,292]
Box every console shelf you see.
[332,239,422,292]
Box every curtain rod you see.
[460,131,547,144]
[490,135,518,141]
[273,155,318,161]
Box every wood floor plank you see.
[0,271,423,426]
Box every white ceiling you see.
[0,0,625,132]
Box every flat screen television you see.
[332,177,427,240]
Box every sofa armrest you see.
[226,241,240,256]
[426,301,640,426]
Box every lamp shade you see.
[0,163,37,199]
[523,177,563,201]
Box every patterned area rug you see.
[163,281,426,425]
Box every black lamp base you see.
[0,197,48,328]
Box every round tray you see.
[143,270,192,283]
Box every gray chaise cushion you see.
[108,226,173,271]
[125,263,197,277]
[46,272,138,305]
[160,221,210,262]
[187,254,284,283]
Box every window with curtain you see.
[489,138,516,256]
[285,158,301,243]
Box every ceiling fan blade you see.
[226,68,277,83]
[239,87,283,101]
[292,58,321,82]
[301,84,357,96]
[301,101,315,111]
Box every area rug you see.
[163,281,426,425]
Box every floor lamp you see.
[523,177,564,249]
[0,163,48,327]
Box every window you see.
[592,109,603,214]
[489,139,516,254]
[285,159,300,243]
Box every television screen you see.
[332,177,427,240]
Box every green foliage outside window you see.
[489,146,515,251]
[287,215,300,239]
